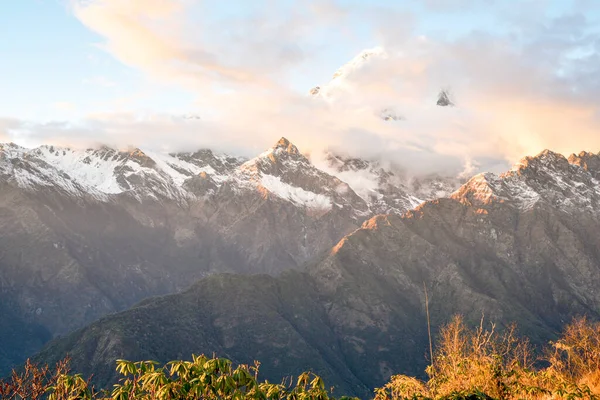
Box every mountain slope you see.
[33,149,600,397]
[0,137,460,375]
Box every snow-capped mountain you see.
[3,139,600,379]
[309,47,458,119]
[0,138,456,218]
[452,149,600,213]
[321,151,461,215]
[0,143,244,201]
[308,47,404,121]
[309,47,387,100]
[234,138,370,218]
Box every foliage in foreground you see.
[0,354,358,400]
[375,316,600,400]
[2,317,600,399]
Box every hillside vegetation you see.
[2,316,599,400]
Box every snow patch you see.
[34,146,127,194]
[260,174,332,211]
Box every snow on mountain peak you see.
[453,149,600,212]
[4,139,598,225]
[1,139,360,215]
[272,137,300,155]
[505,150,572,181]
[331,47,387,80]
[14,139,598,220]
[237,139,369,215]
[240,137,310,175]
[309,47,387,100]
[0,143,240,200]
[318,151,462,214]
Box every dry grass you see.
[375,316,600,400]
[543,317,600,397]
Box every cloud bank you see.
[5,0,600,177]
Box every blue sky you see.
[0,0,195,121]
[1,0,600,174]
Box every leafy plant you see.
[1,355,358,400]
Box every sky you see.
[1,0,600,176]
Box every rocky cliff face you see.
[32,149,600,397]
[0,137,456,375]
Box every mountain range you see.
[1,135,599,397]
[0,137,459,377]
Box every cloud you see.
[71,0,259,88]
[3,113,225,153]
[0,118,22,142]
[70,0,342,90]
[6,0,600,178]
[332,32,600,170]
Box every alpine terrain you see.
[0,137,457,376]
[32,149,600,397]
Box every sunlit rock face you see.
[452,149,600,212]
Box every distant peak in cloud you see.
[308,46,387,100]
[379,108,404,121]
[331,47,387,80]
[436,89,455,107]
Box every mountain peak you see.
[452,147,600,212]
[272,137,300,155]
[568,151,600,179]
[436,89,454,107]
[331,47,386,80]
[537,149,564,159]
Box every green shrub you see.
[1,355,358,400]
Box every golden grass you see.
[375,316,600,400]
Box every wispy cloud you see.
[8,0,600,177]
